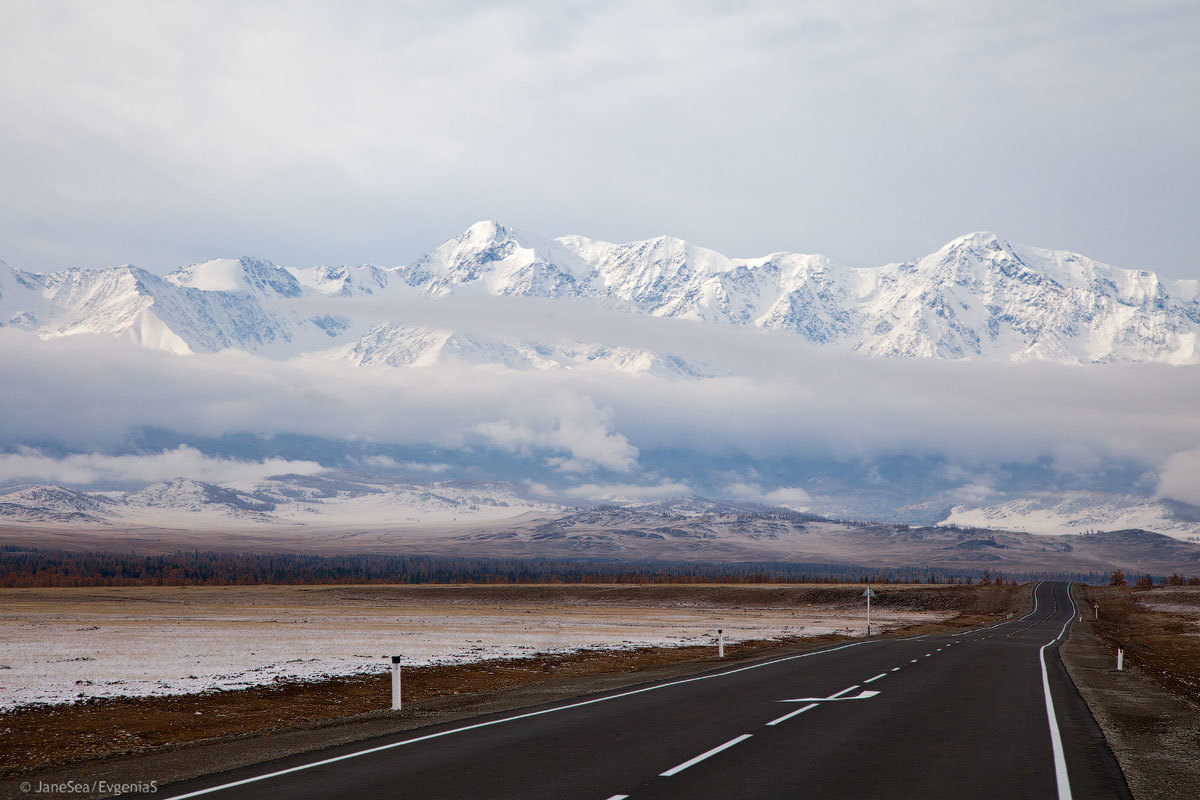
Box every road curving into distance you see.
[148,581,1129,800]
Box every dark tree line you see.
[0,545,1110,588]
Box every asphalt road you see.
[153,581,1128,800]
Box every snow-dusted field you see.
[0,586,949,709]
[1138,588,1200,634]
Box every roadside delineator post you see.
[718,629,725,658]
[390,655,402,710]
[1116,648,1124,671]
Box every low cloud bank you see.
[0,445,323,486]
[1,327,1198,500]
[1158,449,1200,506]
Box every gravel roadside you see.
[1061,585,1200,800]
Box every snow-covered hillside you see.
[3,223,1198,365]
[939,492,1200,539]
[0,476,562,529]
[347,324,713,377]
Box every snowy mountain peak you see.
[398,221,590,298]
[944,230,1005,249]
[166,257,302,298]
[463,219,508,245]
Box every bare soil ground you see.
[1082,586,1200,702]
[1062,585,1200,800]
[0,583,1021,781]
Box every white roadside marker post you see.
[1117,648,1124,671]
[718,629,725,658]
[390,656,402,710]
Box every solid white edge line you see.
[766,702,819,726]
[862,673,886,684]
[160,640,876,799]
[1039,582,1076,800]
[660,734,753,777]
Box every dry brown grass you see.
[1080,585,1200,704]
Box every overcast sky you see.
[1,1,1197,277]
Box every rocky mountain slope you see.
[3,222,1198,365]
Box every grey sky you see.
[2,1,1197,277]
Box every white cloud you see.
[724,481,812,509]
[560,480,693,502]
[472,392,639,473]
[725,481,812,507]
[359,456,450,473]
[1051,444,1105,476]
[0,446,322,486]
[1,327,1199,498]
[946,482,1004,505]
[1157,448,1200,506]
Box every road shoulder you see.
[1062,585,1200,800]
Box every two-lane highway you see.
[153,582,1128,799]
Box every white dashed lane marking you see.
[765,703,818,727]
[660,734,754,777]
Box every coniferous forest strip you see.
[0,546,1116,587]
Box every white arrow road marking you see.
[781,690,880,703]
[777,681,883,700]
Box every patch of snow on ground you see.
[0,591,946,709]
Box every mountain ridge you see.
[2,476,1197,575]
[3,223,1199,365]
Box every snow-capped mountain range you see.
[0,475,562,528]
[939,492,1200,539]
[3,221,1198,366]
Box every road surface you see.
[153,581,1127,799]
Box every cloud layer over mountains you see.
[2,318,1197,509]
